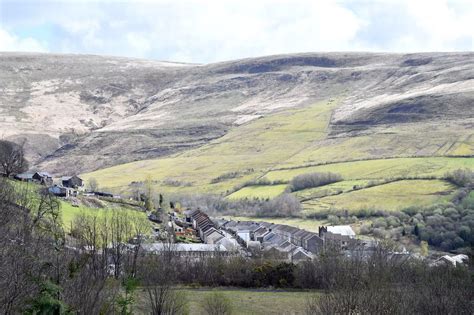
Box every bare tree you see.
[87,177,99,192]
[144,175,155,211]
[138,243,189,315]
[0,140,28,177]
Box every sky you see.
[0,0,472,63]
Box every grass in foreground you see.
[136,288,314,315]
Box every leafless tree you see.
[0,140,28,177]
[87,177,99,192]
[138,242,189,314]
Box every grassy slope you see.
[264,157,474,182]
[227,184,288,199]
[301,179,454,213]
[9,180,147,230]
[83,100,336,193]
[83,99,473,214]
[60,200,148,231]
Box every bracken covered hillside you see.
[1,52,472,176]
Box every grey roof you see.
[278,240,292,249]
[15,173,34,179]
[237,231,251,242]
[200,223,214,233]
[327,225,356,237]
[143,243,227,252]
[223,221,238,228]
[212,218,230,227]
[263,233,284,245]
[203,227,218,237]
[293,229,312,239]
[303,232,320,240]
[254,226,269,237]
[280,243,298,253]
[35,171,52,178]
[262,231,276,241]
[272,224,299,234]
[207,232,225,243]
[61,175,83,181]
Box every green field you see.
[264,157,474,182]
[82,100,337,194]
[301,179,454,213]
[136,288,314,315]
[293,180,372,200]
[83,99,473,214]
[59,200,148,231]
[227,184,288,199]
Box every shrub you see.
[373,218,388,229]
[445,169,474,187]
[257,193,301,217]
[327,215,340,225]
[210,169,255,184]
[359,223,372,235]
[201,292,233,315]
[162,178,193,187]
[289,172,342,192]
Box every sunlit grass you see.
[264,157,474,182]
[59,200,148,232]
[81,98,473,213]
[83,100,336,194]
[227,184,288,199]
[301,179,455,213]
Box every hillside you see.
[2,52,473,212]
[2,52,472,174]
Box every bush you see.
[257,193,301,217]
[359,223,372,235]
[289,172,342,192]
[162,178,193,187]
[210,169,254,184]
[201,292,233,315]
[445,169,474,187]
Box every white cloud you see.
[400,0,474,51]
[1,0,472,62]
[126,33,152,57]
[0,28,48,52]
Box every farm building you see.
[62,175,83,188]
[14,171,53,186]
[32,172,53,186]
[48,185,77,197]
[14,172,34,182]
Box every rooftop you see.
[143,243,227,252]
[327,225,356,237]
